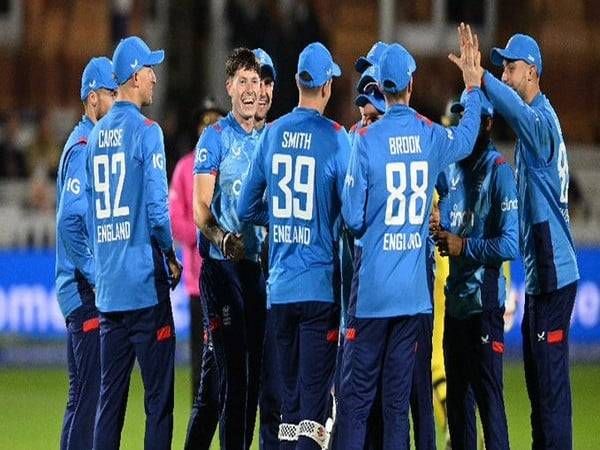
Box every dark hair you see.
[225,47,260,79]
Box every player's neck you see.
[254,119,266,131]
[116,88,143,109]
[297,97,324,115]
[232,109,255,133]
[523,84,541,105]
[83,106,98,125]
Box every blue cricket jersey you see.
[86,101,173,312]
[55,115,96,318]
[237,107,351,305]
[437,146,519,319]
[194,113,265,261]
[342,88,484,318]
[339,119,365,329]
[483,72,579,294]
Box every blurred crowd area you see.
[0,0,599,248]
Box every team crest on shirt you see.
[450,175,460,190]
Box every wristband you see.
[220,231,232,256]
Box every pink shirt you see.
[169,151,202,297]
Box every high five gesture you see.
[448,22,484,89]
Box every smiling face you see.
[227,67,260,122]
[255,76,274,123]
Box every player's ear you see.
[131,71,140,89]
[88,91,98,108]
[225,76,234,96]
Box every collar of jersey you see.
[462,143,495,172]
[81,114,94,130]
[384,103,413,116]
[113,100,141,112]
[226,112,255,136]
[293,106,321,116]
[529,92,546,108]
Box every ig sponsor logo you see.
[66,177,81,195]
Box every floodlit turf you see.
[1,362,599,449]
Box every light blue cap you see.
[355,41,388,74]
[378,43,416,94]
[113,36,164,85]
[451,88,494,117]
[491,33,542,76]
[297,42,341,88]
[253,48,276,81]
[80,57,118,101]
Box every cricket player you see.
[435,89,518,450]
[251,47,284,450]
[238,42,348,450]
[177,106,225,450]
[56,56,116,450]
[87,36,182,450]
[334,59,387,450]
[338,27,484,449]
[477,31,579,449]
[190,47,266,449]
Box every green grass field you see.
[1,362,599,449]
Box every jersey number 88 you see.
[385,161,428,226]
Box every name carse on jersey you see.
[93,127,131,244]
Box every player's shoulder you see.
[415,112,434,127]
[64,119,91,153]
[322,115,345,134]
[488,148,514,180]
[197,119,226,149]
[485,147,507,168]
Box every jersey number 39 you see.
[272,154,315,220]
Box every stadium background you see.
[0,0,599,448]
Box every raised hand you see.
[448,22,484,88]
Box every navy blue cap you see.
[253,48,276,81]
[356,64,379,94]
[451,89,494,117]
[355,41,388,74]
[378,43,416,94]
[491,33,542,76]
[297,42,341,88]
[355,90,386,114]
[80,57,118,101]
[113,36,165,85]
